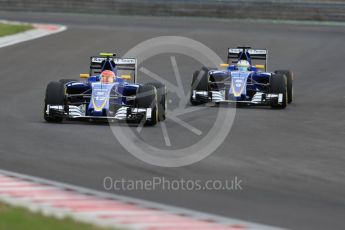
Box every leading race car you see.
[44,53,167,126]
[190,46,293,109]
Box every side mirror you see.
[120,75,131,80]
[220,63,229,67]
[255,65,265,69]
[80,73,90,78]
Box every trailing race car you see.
[190,46,293,109]
[44,53,166,126]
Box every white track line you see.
[0,169,285,230]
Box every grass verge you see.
[0,201,120,230]
[0,22,33,37]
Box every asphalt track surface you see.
[0,12,345,230]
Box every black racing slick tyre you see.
[190,68,210,105]
[136,85,158,126]
[198,66,217,90]
[269,74,287,109]
[59,79,78,85]
[275,70,293,104]
[145,82,167,121]
[44,81,65,122]
[193,69,208,91]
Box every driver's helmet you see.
[236,60,250,71]
[100,70,116,83]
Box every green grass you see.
[0,202,120,230]
[0,23,33,37]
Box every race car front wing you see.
[45,105,152,122]
[192,90,284,106]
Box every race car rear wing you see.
[89,55,138,83]
[228,46,268,71]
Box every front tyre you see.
[44,81,65,122]
[136,85,158,126]
[269,74,287,109]
[190,68,209,105]
[145,82,167,121]
[274,70,293,104]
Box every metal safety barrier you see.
[0,0,345,21]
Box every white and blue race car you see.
[190,46,293,109]
[44,53,166,125]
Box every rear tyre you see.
[136,85,158,126]
[44,81,65,122]
[274,70,293,104]
[269,74,287,109]
[190,67,210,105]
[145,82,167,121]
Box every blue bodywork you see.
[208,52,271,102]
[213,66,271,101]
[64,57,140,118]
[192,46,280,106]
